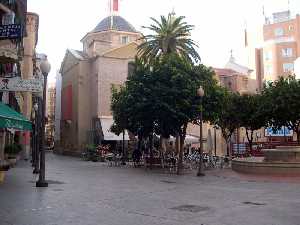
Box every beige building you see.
[0,0,41,160]
[59,14,141,155]
[247,11,300,89]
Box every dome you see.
[93,16,137,33]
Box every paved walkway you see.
[1,153,300,225]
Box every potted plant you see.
[5,144,22,167]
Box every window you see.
[121,36,129,44]
[282,48,293,58]
[283,63,294,72]
[264,51,272,61]
[274,28,284,37]
[289,25,294,31]
[265,65,272,75]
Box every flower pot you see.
[0,171,5,183]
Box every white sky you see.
[27,0,300,83]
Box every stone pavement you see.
[1,153,300,225]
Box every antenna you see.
[262,5,269,24]
[244,20,248,47]
[110,0,113,29]
[169,0,175,15]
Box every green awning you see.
[0,102,32,131]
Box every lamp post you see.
[33,102,39,174]
[36,58,51,187]
[197,86,205,177]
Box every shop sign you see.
[265,127,293,137]
[0,24,22,39]
[0,77,43,92]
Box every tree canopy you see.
[111,54,218,173]
[262,76,300,142]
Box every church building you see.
[59,0,141,154]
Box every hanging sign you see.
[0,77,43,92]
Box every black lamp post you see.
[197,86,205,177]
[36,58,51,187]
[33,102,39,174]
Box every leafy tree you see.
[214,90,241,157]
[238,94,267,151]
[111,55,218,174]
[111,59,159,168]
[262,76,300,143]
[137,13,200,64]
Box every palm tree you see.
[137,13,201,64]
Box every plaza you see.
[1,153,300,225]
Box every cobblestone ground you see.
[1,153,300,225]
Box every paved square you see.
[1,153,300,225]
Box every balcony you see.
[0,42,18,61]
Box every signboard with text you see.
[265,127,293,137]
[0,77,43,93]
[0,24,22,39]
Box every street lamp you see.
[36,58,51,187]
[197,86,205,177]
[33,102,39,174]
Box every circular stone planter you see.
[232,157,300,175]
[232,146,300,176]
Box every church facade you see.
[59,14,142,154]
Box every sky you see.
[27,0,300,84]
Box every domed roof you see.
[93,16,137,33]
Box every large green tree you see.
[262,76,300,143]
[213,90,241,157]
[238,94,267,151]
[137,13,201,64]
[111,55,218,174]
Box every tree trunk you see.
[246,129,254,152]
[160,137,167,168]
[177,135,185,175]
[177,124,187,175]
[175,135,180,156]
[297,131,300,145]
[149,133,153,169]
[227,134,233,158]
[137,137,141,153]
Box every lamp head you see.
[40,58,51,75]
[197,86,205,97]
